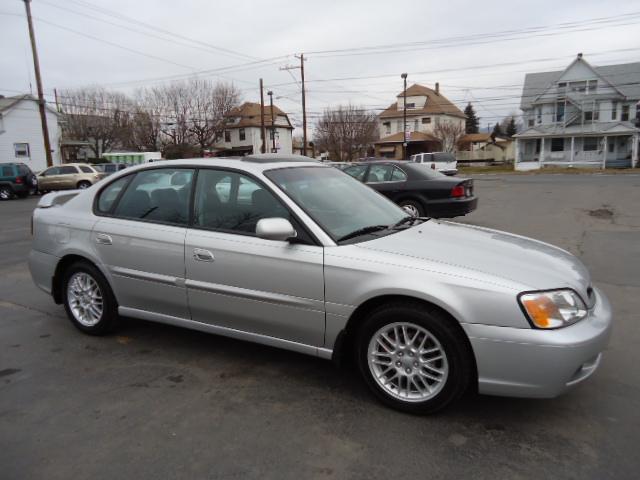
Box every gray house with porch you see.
[514,54,639,170]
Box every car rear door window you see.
[96,176,131,213]
[79,166,94,173]
[1,166,13,177]
[113,168,194,225]
[343,165,368,181]
[367,164,394,183]
[391,167,407,181]
[193,169,289,234]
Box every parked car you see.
[29,154,611,414]
[0,162,37,200]
[342,160,477,218]
[411,152,458,175]
[37,163,104,192]
[93,163,129,176]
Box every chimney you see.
[435,82,440,95]
[577,52,583,59]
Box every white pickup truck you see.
[410,152,458,176]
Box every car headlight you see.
[519,289,588,329]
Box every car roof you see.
[114,155,328,175]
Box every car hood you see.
[357,220,591,296]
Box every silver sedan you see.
[28,154,612,413]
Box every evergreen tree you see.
[505,117,517,137]
[492,122,503,137]
[464,103,479,134]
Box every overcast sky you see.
[2,0,639,133]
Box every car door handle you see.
[193,248,214,262]
[95,233,112,245]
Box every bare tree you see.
[432,120,465,153]
[187,78,240,154]
[59,87,131,158]
[314,104,378,161]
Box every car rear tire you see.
[399,200,424,217]
[62,261,119,335]
[77,181,92,190]
[16,191,29,199]
[0,186,13,200]
[356,302,473,414]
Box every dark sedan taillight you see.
[15,176,24,184]
[450,185,465,198]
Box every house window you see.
[608,140,615,153]
[414,119,419,131]
[557,82,567,94]
[224,130,231,142]
[405,103,415,109]
[239,128,246,141]
[383,121,391,134]
[536,107,542,124]
[621,105,630,121]
[583,137,599,151]
[551,138,564,152]
[569,81,587,93]
[612,102,618,120]
[556,102,565,122]
[587,79,597,93]
[528,118,534,127]
[14,143,30,158]
[422,117,431,124]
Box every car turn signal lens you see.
[519,289,588,329]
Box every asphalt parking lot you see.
[1,173,639,480]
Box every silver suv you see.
[29,154,612,413]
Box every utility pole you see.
[267,90,276,152]
[280,54,308,156]
[259,78,266,153]
[23,0,53,167]
[401,73,408,160]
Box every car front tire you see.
[62,261,119,335]
[357,302,473,414]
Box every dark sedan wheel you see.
[399,200,424,217]
[0,186,13,200]
[357,302,473,414]
[62,261,119,335]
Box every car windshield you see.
[266,166,407,243]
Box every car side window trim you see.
[366,164,407,184]
[188,166,320,246]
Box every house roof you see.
[375,131,439,144]
[223,102,293,129]
[460,133,493,143]
[379,84,465,119]
[514,121,639,138]
[0,93,60,115]
[520,59,640,110]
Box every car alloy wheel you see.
[67,272,104,327]
[0,186,12,200]
[367,322,449,402]
[78,181,91,189]
[402,204,420,217]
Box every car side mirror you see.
[256,218,297,242]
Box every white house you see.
[215,102,293,156]
[0,94,61,172]
[514,54,640,170]
[374,83,466,159]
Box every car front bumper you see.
[462,286,612,398]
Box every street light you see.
[267,90,276,153]
[401,73,408,160]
